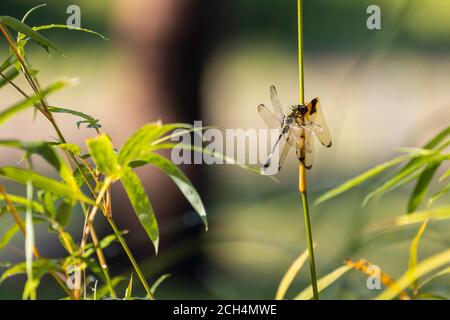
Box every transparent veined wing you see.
[277,134,292,172]
[295,128,315,169]
[262,132,289,173]
[257,104,281,129]
[270,85,284,119]
[306,97,332,148]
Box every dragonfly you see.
[257,85,332,172]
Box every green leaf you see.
[440,168,450,182]
[0,193,43,213]
[376,248,450,300]
[363,154,446,207]
[0,224,20,250]
[86,134,121,179]
[0,54,17,72]
[429,182,450,206]
[0,16,60,53]
[275,247,310,300]
[369,206,450,231]
[47,106,101,130]
[120,167,158,252]
[0,66,19,88]
[118,123,191,166]
[54,143,81,156]
[124,274,133,300]
[408,162,441,213]
[0,167,93,204]
[130,153,207,229]
[418,266,450,289]
[21,4,47,23]
[150,274,170,295]
[398,126,450,176]
[31,24,108,40]
[315,155,409,205]
[55,200,73,227]
[0,140,79,191]
[83,231,127,258]
[0,258,58,285]
[0,78,75,125]
[294,265,352,300]
[408,220,428,291]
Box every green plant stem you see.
[300,191,319,299]
[107,217,154,299]
[297,0,319,299]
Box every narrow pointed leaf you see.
[0,224,20,250]
[120,167,159,252]
[294,265,351,300]
[429,182,450,206]
[408,220,428,291]
[408,163,441,213]
[276,247,310,300]
[0,167,93,204]
[0,78,74,125]
[376,248,450,300]
[0,67,19,88]
[0,16,60,53]
[118,123,191,166]
[369,206,450,231]
[130,153,207,229]
[315,155,409,205]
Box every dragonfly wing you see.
[295,128,315,169]
[277,135,292,171]
[258,104,281,129]
[306,97,332,147]
[270,85,284,119]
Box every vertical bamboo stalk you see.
[297,0,319,300]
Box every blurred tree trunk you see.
[111,0,219,261]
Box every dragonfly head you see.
[294,104,308,116]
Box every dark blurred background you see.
[0,0,449,299]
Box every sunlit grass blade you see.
[294,265,351,300]
[130,153,207,229]
[0,78,74,125]
[120,167,159,253]
[375,248,450,300]
[0,16,60,53]
[407,163,441,213]
[151,274,170,295]
[362,154,447,207]
[428,181,450,206]
[0,224,20,250]
[275,247,310,300]
[315,155,409,205]
[368,206,450,232]
[408,220,428,292]
[440,168,450,182]
[418,266,450,290]
[0,167,93,204]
